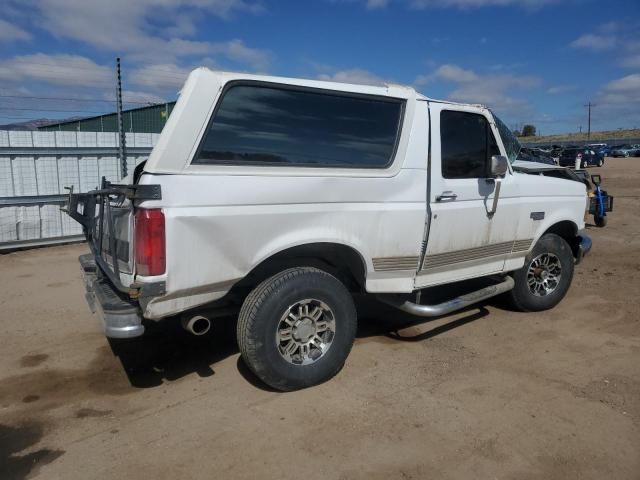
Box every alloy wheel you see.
[276,299,336,365]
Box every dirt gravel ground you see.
[1,158,639,480]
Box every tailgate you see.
[64,178,161,294]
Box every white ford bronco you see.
[67,68,591,390]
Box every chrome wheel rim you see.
[527,253,562,296]
[276,299,336,365]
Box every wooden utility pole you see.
[584,102,596,139]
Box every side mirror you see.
[488,155,508,217]
[490,155,509,177]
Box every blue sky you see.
[1,0,639,134]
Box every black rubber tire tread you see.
[507,233,575,312]
[237,267,357,391]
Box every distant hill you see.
[520,128,640,144]
[0,118,81,131]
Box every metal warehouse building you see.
[38,102,176,134]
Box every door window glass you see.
[440,110,499,178]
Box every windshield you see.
[492,112,521,163]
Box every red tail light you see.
[135,208,165,276]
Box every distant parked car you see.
[587,143,611,158]
[610,144,640,157]
[559,147,603,168]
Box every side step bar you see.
[379,276,514,318]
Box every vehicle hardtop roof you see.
[192,67,484,108]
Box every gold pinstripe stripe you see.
[372,256,419,272]
[421,239,533,271]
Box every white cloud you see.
[590,74,640,128]
[415,64,478,84]
[409,0,559,8]
[366,0,390,8]
[547,85,575,94]
[128,64,192,91]
[570,34,616,51]
[0,19,31,42]
[212,39,272,71]
[570,22,640,65]
[620,54,640,68]
[340,0,560,10]
[0,53,112,87]
[415,63,540,113]
[4,0,269,69]
[619,40,640,68]
[602,73,640,97]
[126,42,271,93]
[317,68,388,85]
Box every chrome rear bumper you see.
[80,254,145,338]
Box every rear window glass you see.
[193,84,404,168]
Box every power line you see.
[4,59,192,73]
[1,62,189,80]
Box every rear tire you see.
[597,158,603,167]
[237,267,357,391]
[507,233,574,312]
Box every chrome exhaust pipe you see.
[181,315,211,336]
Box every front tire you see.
[237,267,357,391]
[507,234,575,312]
[597,158,603,167]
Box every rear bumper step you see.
[80,254,144,339]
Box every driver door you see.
[415,104,521,288]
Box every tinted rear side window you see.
[193,84,404,168]
[440,110,499,178]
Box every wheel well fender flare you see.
[538,220,581,258]
[238,241,369,291]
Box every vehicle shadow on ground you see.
[110,278,501,391]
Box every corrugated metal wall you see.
[38,103,175,134]
[0,130,159,249]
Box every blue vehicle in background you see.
[587,143,611,159]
